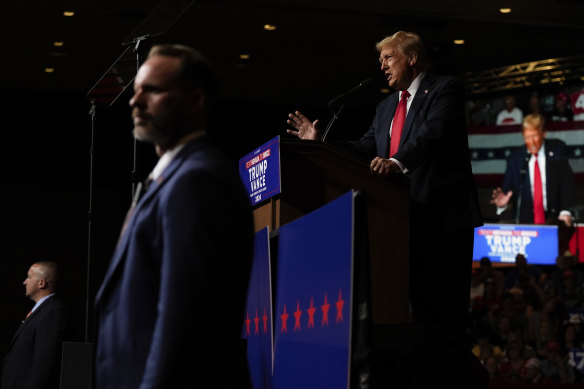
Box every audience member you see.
[533,319,559,359]
[491,315,513,349]
[478,256,505,297]
[500,341,527,381]
[496,95,524,125]
[560,323,583,355]
[527,296,563,345]
[550,250,583,296]
[504,253,544,290]
[467,99,492,126]
[549,91,574,122]
[559,269,584,309]
[539,340,575,382]
[484,355,505,384]
[527,91,543,116]
[524,357,546,383]
[2,261,67,389]
[470,268,485,313]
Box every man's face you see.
[379,44,414,91]
[23,264,41,301]
[522,125,545,154]
[129,55,187,147]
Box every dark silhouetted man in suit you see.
[94,44,254,389]
[2,261,66,389]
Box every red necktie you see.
[532,154,546,224]
[389,90,410,157]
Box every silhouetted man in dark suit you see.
[2,261,66,389]
[94,44,254,389]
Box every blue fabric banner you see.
[272,190,354,389]
[243,227,274,389]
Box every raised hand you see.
[286,111,320,140]
[490,187,513,208]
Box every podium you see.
[252,138,410,325]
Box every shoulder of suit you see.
[39,295,65,310]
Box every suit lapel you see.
[544,140,555,199]
[399,75,435,151]
[95,139,200,304]
[8,298,51,349]
[381,93,399,157]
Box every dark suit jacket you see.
[342,74,482,231]
[2,296,66,389]
[501,138,575,223]
[94,136,254,389]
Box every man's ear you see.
[409,53,418,67]
[39,279,47,289]
[186,89,206,113]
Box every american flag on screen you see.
[468,121,584,187]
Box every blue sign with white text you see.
[473,223,559,265]
[239,136,281,206]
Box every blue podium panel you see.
[272,190,354,389]
[473,223,559,265]
[243,227,274,389]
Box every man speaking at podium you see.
[287,31,484,381]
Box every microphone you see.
[328,77,375,110]
[520,153,530,175]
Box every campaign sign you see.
[272,190,354,389]
[473,223,558,265]
[239,136,281,206]
[243,227,274,389]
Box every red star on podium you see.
[307,297,316,329]
[321,293,330,326]
[293,301,302,331]
[280,304,289,333]
[336,289,345,323]
[245,311,251,336]
[262,307,268,333]
[254,309,260,335]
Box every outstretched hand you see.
[490,187,513,208]
[287,111,320,140]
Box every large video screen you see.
[473,223,558,265]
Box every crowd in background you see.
[468,251,584,384]
[466,84,584,128]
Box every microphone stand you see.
[130,35,151,200]
[321,103,345,143]
[85,101,96,342]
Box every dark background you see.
[2,0,584,353]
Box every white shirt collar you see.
[150,131,206,181]
[151,144,185,181]
[31,293,55,313]
[401,71,426,100]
